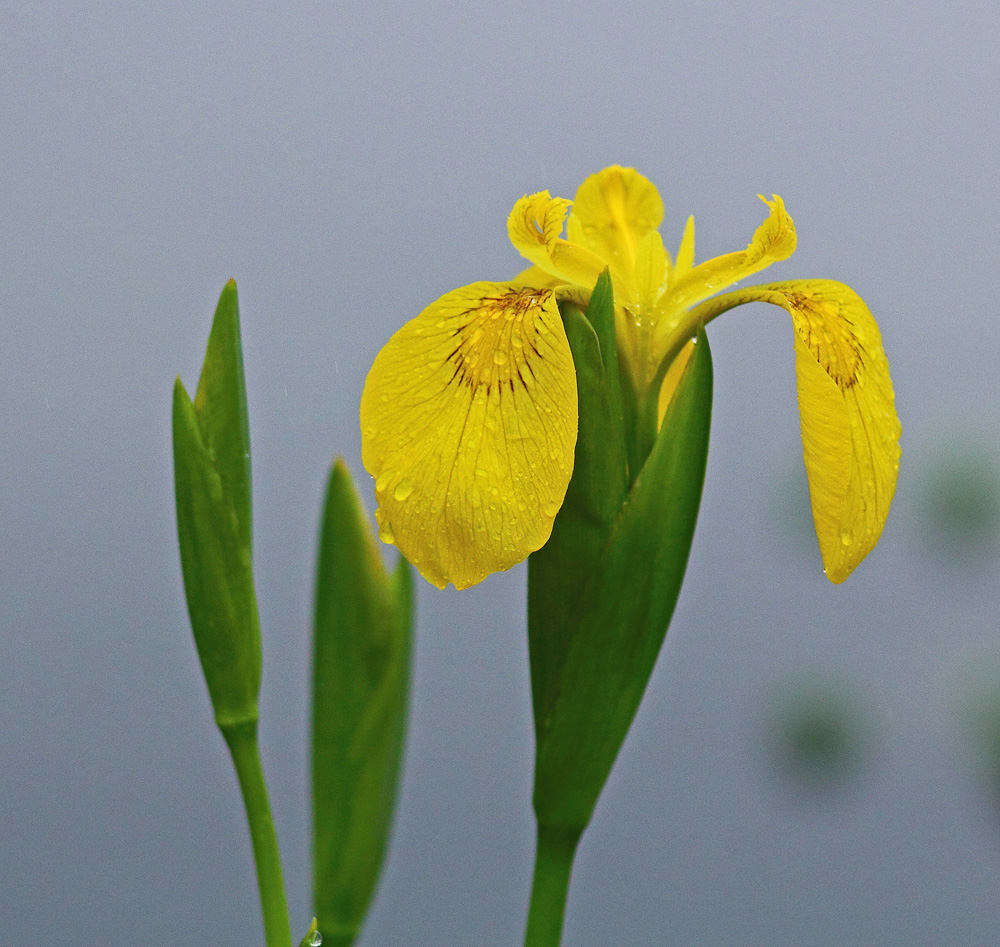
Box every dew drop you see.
[543,500,560,517]
[393,479,414,501]
[470,327,484,344]
[839,526,853,547]
[379,521,396,544]
[494,350,508,365]
[375,471,393,494]
[309,931,323,946]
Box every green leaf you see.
[297,918,321,947]
[312,460,413,944]
[529,327,713,833]
[528,272,628,735]
[172,281,261,728]
[193,279,253,552]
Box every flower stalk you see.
[223,720,293,947]
[523,826,581,947]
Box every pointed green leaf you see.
[173,373,261,727]
[193,279,253,553]
[298,918,321,947]
[312,460,413,944]
[531,328,713,832]
[528,274,628,731]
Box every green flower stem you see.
[222,720,292,947]
[523,825,581,947]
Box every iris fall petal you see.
[360,282,578,589]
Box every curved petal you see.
[688,279,900,582]
[507,191,607,290]
[360,282,578,590]
[663,195,796,317]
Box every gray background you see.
[3,1,1000,943]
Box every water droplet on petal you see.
[393,479,414,501]
[839,526,853,547]
[543,500,560,517]
[375,471,393,494]
[379,521,396,544]
[494,350,508,365]
[309,931,323,946]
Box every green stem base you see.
[222,720,292,947]
[524,824,581,947]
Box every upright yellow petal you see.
[674,215,695,281]
[664,195,797,316]
[360,282,578,590]
[634,229,670,315]
[656,338,696,427]
[566,165,664,270]
[507,191,607,290]
[688,279,900,581]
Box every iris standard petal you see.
[566,165,664,271]
[688,279,900,582]
[360,282,578,590]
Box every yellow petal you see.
[360,282,578,590]
[508,263,566,290]
[634,229,669,314]
[507,191,607,290]
[656,339,696,427]
[664,194,797,316]
[674,215,695,280]
[689,279,900,581]
[566,165,664,272]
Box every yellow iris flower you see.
[361,166,900,590]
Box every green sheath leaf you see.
[529,326,713,833]
[312,460,413,944]
[172,281,262,728]
[528,272,627,732]
[193,279,253,552]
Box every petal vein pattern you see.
[360,283,578,589]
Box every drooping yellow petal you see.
[663,195,797,317]
[360,282,578,590]
[507,191,607,291]
[687,279,900,582]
